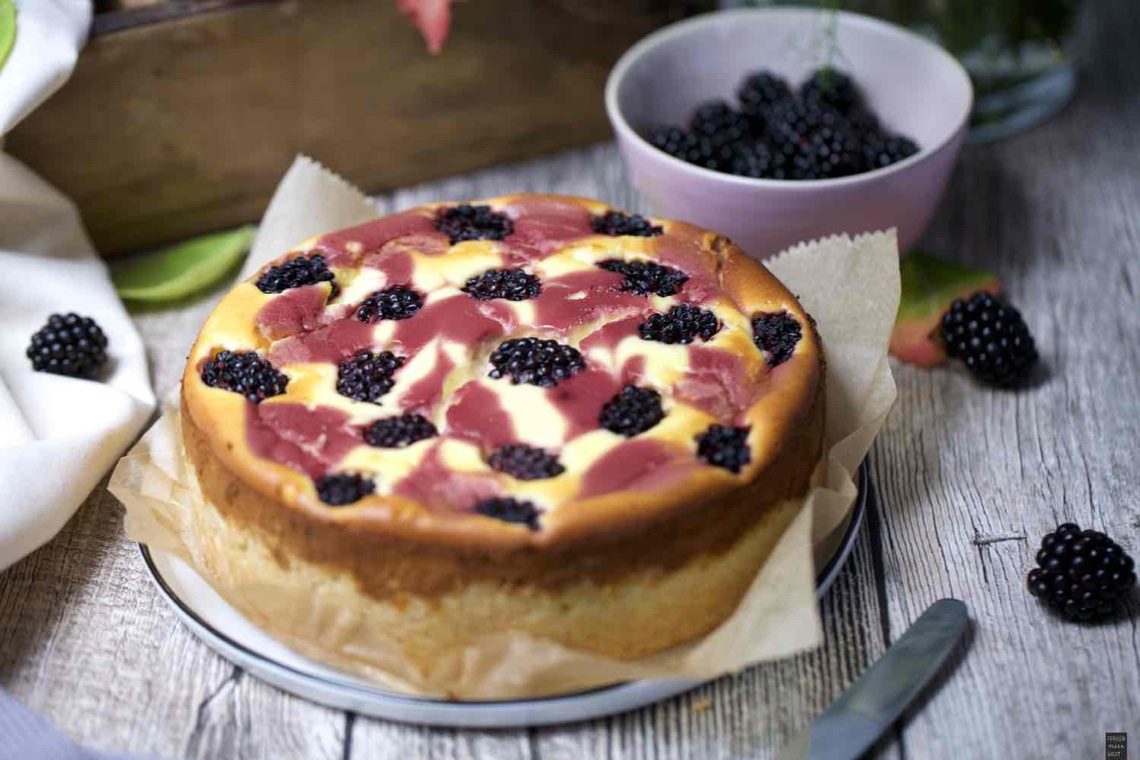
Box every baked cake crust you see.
[180,194,824,668]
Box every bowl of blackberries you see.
[605,8,973,258]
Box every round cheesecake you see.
[181,194,824,678]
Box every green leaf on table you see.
[0,0,16,73]
[890,250,1001,368]
[112,225,256,303]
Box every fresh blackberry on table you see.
[474,496,541,530]
[336,349,406,403]
[256,254,334,294]
[435,204,514,244]
[599,385,665,437]
[590,210,663,238]
[863,134,920,170]
[752,311,802,367]
[939,292,1038,387]
[737,70,793,117]
[362,413,438,448]
[200,349,287,403]
[462,268,541,301]
[689,100,753,146]
[355,285,423,322]
[800,67,863,115]
[26,313,108,379]
[488,337,586,387]
[638,305,720,344]
[1028,523,1136,622]
[597,259,687,297]
[695,424,752,474]
[488,444,565,480]
[315,473,375,506]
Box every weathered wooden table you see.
[2,3,1138,757]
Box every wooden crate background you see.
[6,0,689,255]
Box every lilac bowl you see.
[605,8,973,259]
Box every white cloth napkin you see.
[0,0,155,570]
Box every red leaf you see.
[396,0,456,55]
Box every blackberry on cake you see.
[590,211,663,238]
[474,497,541,530]
[462,269,541,301]
[597,258,687,296]
[599,385,665,437]
[696,424,752,473]
[435,204,514,244]
[200,350,287,403]
[256,254,335,294]
[26,313,109,379]
[752,311,802,367]
[638,305,720,344]
[355,285,423,322]
[315,473,375,506]
[336,350,406,403]
[488,337,585,387]
[363,413,438,448]
[488,444,565,480]
[1028,523,1136,622]
[939,291,1038,387]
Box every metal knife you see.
[776,598,969,760]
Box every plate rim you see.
[140,463,869,723]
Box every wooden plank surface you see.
[2,0,1138,756]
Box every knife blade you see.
[777,598,969,760]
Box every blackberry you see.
[488,444,565,480]
[727,141,785,179]
[736,70,793,116]
[590,210,663,238]
[647,125,691,159]
[435,204,514,244]
[362,413,438,448]
[474,497,541,530]
[800,67,863,115]
[599,385,665,437]
[638,305,720,344]
[689,100,753,146]
[764,100,862,180]
[256,254,334,294]
[315,473,375,506]
[863,134,920,170]
[26,313,108,379]
[355,285,423,322]
[462,268,541,301]
[1028,523,1136,622]
[488,337,585,387]
[597,259,687,297]
[646,126,728,171]
[336,350,406,403]
[200,350,287,403]
[695,424,751,474]
[752,311,802,367]
[939,292,1038,387]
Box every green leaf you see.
[112,225,256,303]
[0,0,16,73]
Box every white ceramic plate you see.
[142,465,869,728]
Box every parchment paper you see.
[109,156,899,700]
